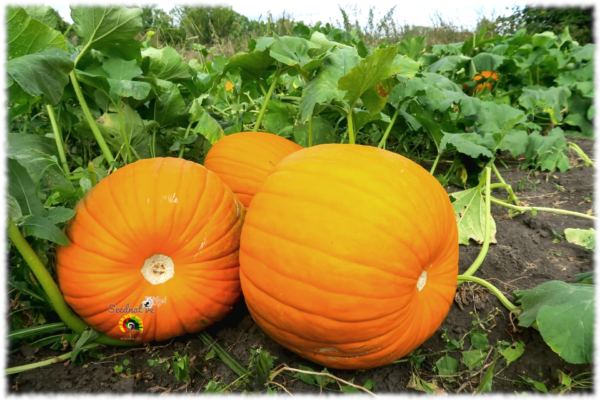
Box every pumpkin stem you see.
[7,219,135,347]
[491,163,519,204]
[456,275,517,312]
[142,254,175,285]
[416,271,427,291]
[253,64,282,132]
[45,104,70,177]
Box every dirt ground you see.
[7,139,595,394]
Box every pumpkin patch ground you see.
[8,139,593,394]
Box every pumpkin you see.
[56,158,245,342]
[473,71,498,91]
[239,144,458,369]
[204,131,303,207]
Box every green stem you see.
[346,101,357,145]
[178,121,194,158]
[116,100,132,164]
[568,142,595,167]
[429,152,442,175]
[7,220,134,347]
[462,167,492,277]
[45,105,70,176]
[308,114,313,147]
[491,163,519,204]
[377,105,401,149]
[88,162,97,187]
[253,65,281,132]
[6,350,73,375]
[490,196,597,220]
[198,332,248,377]
[457,275,517,312]
[69,71,115,165]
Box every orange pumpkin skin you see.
[56,158,245,343]
[204,132,303,208]
[239,144,458,369]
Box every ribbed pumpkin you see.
[56,158,245,342]
[239,144,458,369]
[204,132,303,207]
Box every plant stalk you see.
[88,162,97,187]
[462,167,492,277]
[115,100,132,164]
[457,275,517,312]
[178,121,194,158]
[69,71,115,165]
[253,65,281,132]
[45,105,70,176]
[491,163,519,204]
[347,101,357,145]
[7,220,133,347]
[429,152,442,175]
[377,105,401,149]
[568,142,595,167]
[490,196,597,220]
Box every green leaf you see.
[296,365,316,385]
[575,271,593,285]
[222,49,275,82]
[8,158,46,217]
[435,355,458,378]
[440,132,494,159]
[564,228,595,251]
[499,341,525,366]
[299,47,360,121]
[524,128,570,172]
[472,102,525,134]
[293,116,337,147]
[99,58,152,100]
[461,349,485,369]
[470,333,490,350]
[7,322,67,341]
[398,35,427,60]
[153,83,186,127]
[7,7,67,59]
[102,58,142,81]
[255,34,320,70]
[7,133,60,184]
[393,56,422,79]
[515,281,593,364]
[23,6,58,29]
[497,129,528,157]
[476,353,497,393]
[518,86,571,124]
[193,110,226,145]
[46,207,77,224]
[22,215,69,246]
[71,6,143,61]
[563,114,593,139]
[7,48,74,105]
[450,187,497,245]
[472,53,505,72]
[338,46,401,107]
[262,99,296,138]
[142,46,193,83]
[71,328,101,361]
[8,194,23,223]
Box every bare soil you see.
[7,139,594,394]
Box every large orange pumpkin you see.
[239,144,458,369]
[204,132,303,207]
[56,158,245,342]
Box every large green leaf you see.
[7,7,66,59]
[193,110,226,145]
[518,86,571,123]
[440,132,495,159]
[94,103,150,156]
[398,36,427,61]
[254,34,320,69]
[472,53,505,72]
[523,128,570,172]
[515,281,593,364]
[142,46,193,83]
[8,159,46,217]
[222,49,275,82]
[564,228,595,251]
[22,215,69,246]
[450,187,497,245]
[71,6,143,61]
[293,116,337,147]
[262,99,296,138]
[7,48,74,105]
[153,83,186,127]
[101,58,152,100]
[23,6,58,29]
[497,129,528,157]
[338,46,401,107]
[298,47,360,121]
[7,133,59,183]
